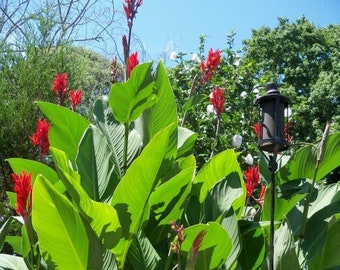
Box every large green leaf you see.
[111,126,172,266]
[32,175,104,269]
[262,183,306,222]
[272,221,299,269]
[220,209,242,270]
[140,61,178,159]
[148,155,196,242]
[193,149,244,204]
[238,221,266,270]
[177,127,198,158]
[127,231,161,270]
[181,222,232,270]
[0,217,15,251]
[76,124,120,203]
[37,101,90,163]
[109,62,157,124]
[285,182,340,238]
[309,215,340,270]
[204,169,245,222]
[50,147,121,250]
[301,187,340,264]
[93,96,142,171]
[0,254,28,270]
[277,132,340,183]
[6,158,65,193]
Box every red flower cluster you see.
[52,73,68,105]
[128,51,139,77]
[30,119,50,157]
[210,87,225,118]
[124,0,143,28]
[200,48,221,84]
[52,73,82,110]
[12,171,32,220]
[244,166,260,198]
[254,123,262,139]
[69,90,82,111]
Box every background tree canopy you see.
[242,16,340,142]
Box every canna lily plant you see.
[0,60,340,270]
[1,1,340,269]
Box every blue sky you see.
[127,0,339,62]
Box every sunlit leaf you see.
[177,127,198,158]
[111,126,172,266]
[148,155,195,241]
[50,147,121,250]
[32,175,105,269]
[37,101,90,163]
[302,188,340,264]
[273,221,299,269]
[194,149,244,204]
[109,62,157,123]
[277,132,340,184]
[220,209,241,269]
[76,124,120,203]
[181,222,232,270]
[140,61,178,159]
[0,254,28,270]
[309,215,340,270]
[93,96,142,171]
[204,170,245,222]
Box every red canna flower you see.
[30,118,50,157]
[124,0,143,28]
[244,166,260,198]
[200,48,221,84]
[254,123,262,139]
[52,73,68,105]
[210,87,225,118]
[69,90,82,111]
[12,171,32,220]
[128,51,139,77]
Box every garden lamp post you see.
[254,82,290,270]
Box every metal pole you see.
[268,154,278,270]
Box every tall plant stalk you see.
[181,74,199,127]
[123,122,129,173]
[210,117,221,159]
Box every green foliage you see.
[1,13,340,269]
[1,57,340,270]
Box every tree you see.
[0,0,118,55]
[242,16,340,142]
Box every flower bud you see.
[232,134,243,148]
[245,153,254,166]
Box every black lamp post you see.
[255,82,290,270]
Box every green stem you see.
[297,122,330,253]
[123,122,129,173]
[24,217,36,267]
[210,116,221,159]
[181,74,199,127]
[164,248,173,270]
